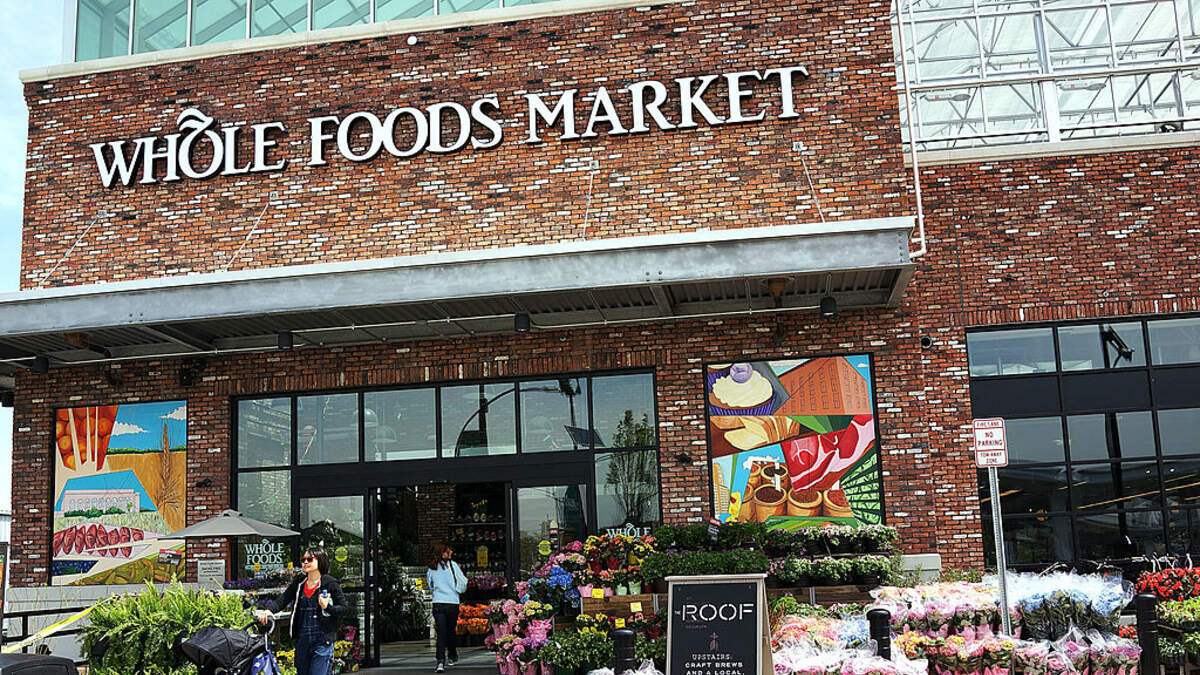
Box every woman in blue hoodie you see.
[426,543,468,672]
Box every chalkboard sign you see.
[665,574,770,675]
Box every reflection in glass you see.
[591,374,655,449]
[1167,508,1200,555]
[520,379,589,453]
[1149,317,1200,365]
[298,393,359,465]
[1058,323,1145,370]
[238,398,291,468]
[365,389,436,461]
[980,466,1070,514]
[300,496,365,586]
[375,0,435,19]
[985,515,1073,566]
[1163,458,1200,507]
[441,384,516,457]
[252,0,307,37]
[312,0,369,29]
[1003,417,1065,464]
[967,328,1056,377]
[193,0,249,45]
[1075,509,1165,559]
[517,485,588,576]
[596,450,660,530]
[133,0,188,53]
[439,0,500,12]
[1160,408,1200,456]
[77,0,131,60]
[1071,461,1160,510]
[1067,415,1110,461]
[237,470,292,527]
[1066,412,1155,461]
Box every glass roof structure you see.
[895,0,1200,148]
[72,0,1200,150]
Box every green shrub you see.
[651,525,676,550]
[81,580,251,674]
[640,553,673,585]
[541,629,614,671]
[725,549,769,575]
[675,524,710,551]
[717,522,766,550]
[940,566,984,583]
[635,634,666,671]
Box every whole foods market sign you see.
[89,65,809,188]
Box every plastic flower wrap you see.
[998,573,1133,640]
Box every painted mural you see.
[708,357,882,528]
[51,401,187,585]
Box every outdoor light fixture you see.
[820,295,838,318]
[514,313,531,332]
[0,391,12,408]
[277,331,294,350]
[195,478,214,488]
[31,356,49,374]
[674,452,693,464]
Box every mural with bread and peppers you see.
[707,356,882,527]
[50,401,187,585]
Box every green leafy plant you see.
[777,557,812,586]
[852,555,893,582]
[717,522,766,550]
[541,629,615,671]
[724,549,769,575]
[81,580,251,674]
[940,566,985,584]
[635,634,666,671]
[809,557,853,585]
[640,552,672,585]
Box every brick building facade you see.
[7,0,1200,625]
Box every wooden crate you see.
[580,593,662,619]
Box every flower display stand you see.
[579,593,660,621]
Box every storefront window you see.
[238,398,291,468]
[441,383,516,457]
[984,465,1070,514]
[1159,408,1200,456]
[438,0,500,13]
[595,450,660,530]
[1003,417,1065,464]
[237,470,292,527]
[300,496,365,587]
[967,328,1056,377]
[1071,461,1160,510]
[516,484,588,576]
[1163,458,1200,507]
[132,0,188,54]
[1075,510,1165,559]
[1057,322,1146,370]
[312,0,369,29]
[298,393,359,465]
[251,0,307,37]
[1149,317,1200,365]
[374,0,434,20]
[1067,412,1155,461]
[1168,508,1200,554]
[984,514,1074,566]
[520,378,589,453]
[192,0,249,45]
[365,388,436,462]
[591,373,656,449]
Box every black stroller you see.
[180,618,281,675]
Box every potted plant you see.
[810,557,850,586]
[860,524,899,553]
[763,528,797,558]
[853,555,890,587]
[641,553,671,593]
[1162,639,1185,666]
[614,570,629,596]
[626,565,643,595]
[778,557,811,588]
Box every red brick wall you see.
[20,0,907,289]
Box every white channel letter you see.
[220,127,252,176]
[764,66,811,119]
[725,71,766,123]
[524,90,579,143]
[676,75,725,129]
[308,115,340,166]
[337,111,385,162]
[427,102,473,154]
[470,96,504,150]
[250,122,287,172]
[626,80,676,134]
[382,107,429,157]
[91,141,141,187]
[138,134,181,184]
[582,86,629,138]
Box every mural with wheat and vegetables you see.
[51,401,187,585]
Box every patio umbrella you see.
[164,509,299,539]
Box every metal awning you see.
[0,217,916,377]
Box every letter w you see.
[90,140,141,187]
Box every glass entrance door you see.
[514,482,590,577]
[297,494,368,667]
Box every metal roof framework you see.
[0,218,916,382]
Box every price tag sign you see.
[631,602,643,613]
[973,418,1008,467]
[591,587,606,599]
[615,618,626,628]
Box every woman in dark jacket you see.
[256,546,347,675]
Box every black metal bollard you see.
[867,608,891,660]
[1135,593,1159,675]
[613,628,637,674]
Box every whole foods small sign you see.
[89,65,809,188]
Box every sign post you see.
[973,417,1011,636]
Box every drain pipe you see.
[894,0,928,259]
